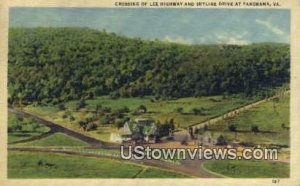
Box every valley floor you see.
[7,92,290,178]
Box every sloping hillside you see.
[8,27,290,104]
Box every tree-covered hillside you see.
[8,27,290,105]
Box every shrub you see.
[75,99,86,110]
[118,106,130,113]
[69,115,75,121]
[102,106,112,113]
[175,107,183,113]
[228,124,237,132]
[137,105,147,113]
[78,121,86,128]
[194,127,200,134]
[132,111,140,115]
[101,115,111,124]
[191,107,202,115]
[203,124,208,131]
[57,103,66,111]
[62,114,68,119]
[115,118,129,128]
[216,135,227,145]
[158,123,173,137]
[86,123,97,131]
[251,125,259,133]
[116,120,124,128]
[37,160,43,166]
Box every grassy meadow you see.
[206,94,290,146]
[8,112,50,144]
[22,94,258,142]
[8,151,189,178]
[203,160,289,178]
[18,132,89,147]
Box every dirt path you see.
[190,90,290,130]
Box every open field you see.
[206,94,289,146]
[8,151,189,178]
[202,160,289,178]
[26,95,258,127]
[18,132,89,147]
[11,92,290,147]
[22,95,258,142]
[8,112,50,144]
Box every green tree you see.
[216,135,227,145]
[251,125,259,133]
[75,99,86,110]
[175,107,183,113]
[228,124,237,132]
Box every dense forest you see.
[8,27,290,105]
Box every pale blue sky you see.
[9,8,290,44]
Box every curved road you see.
[8,91,289,178]
[8,108,219,178]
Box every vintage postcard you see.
[0,0,300,186]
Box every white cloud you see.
[216,32,250,45]
[255,19,285,35]
[163,35,192,44]
[199,37,208,44]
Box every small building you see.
[110,118,159,144]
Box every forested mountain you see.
[8,27,290,105]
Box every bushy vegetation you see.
[8,27,289,105]
[157,119,175,137]
[24,94,258,131]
